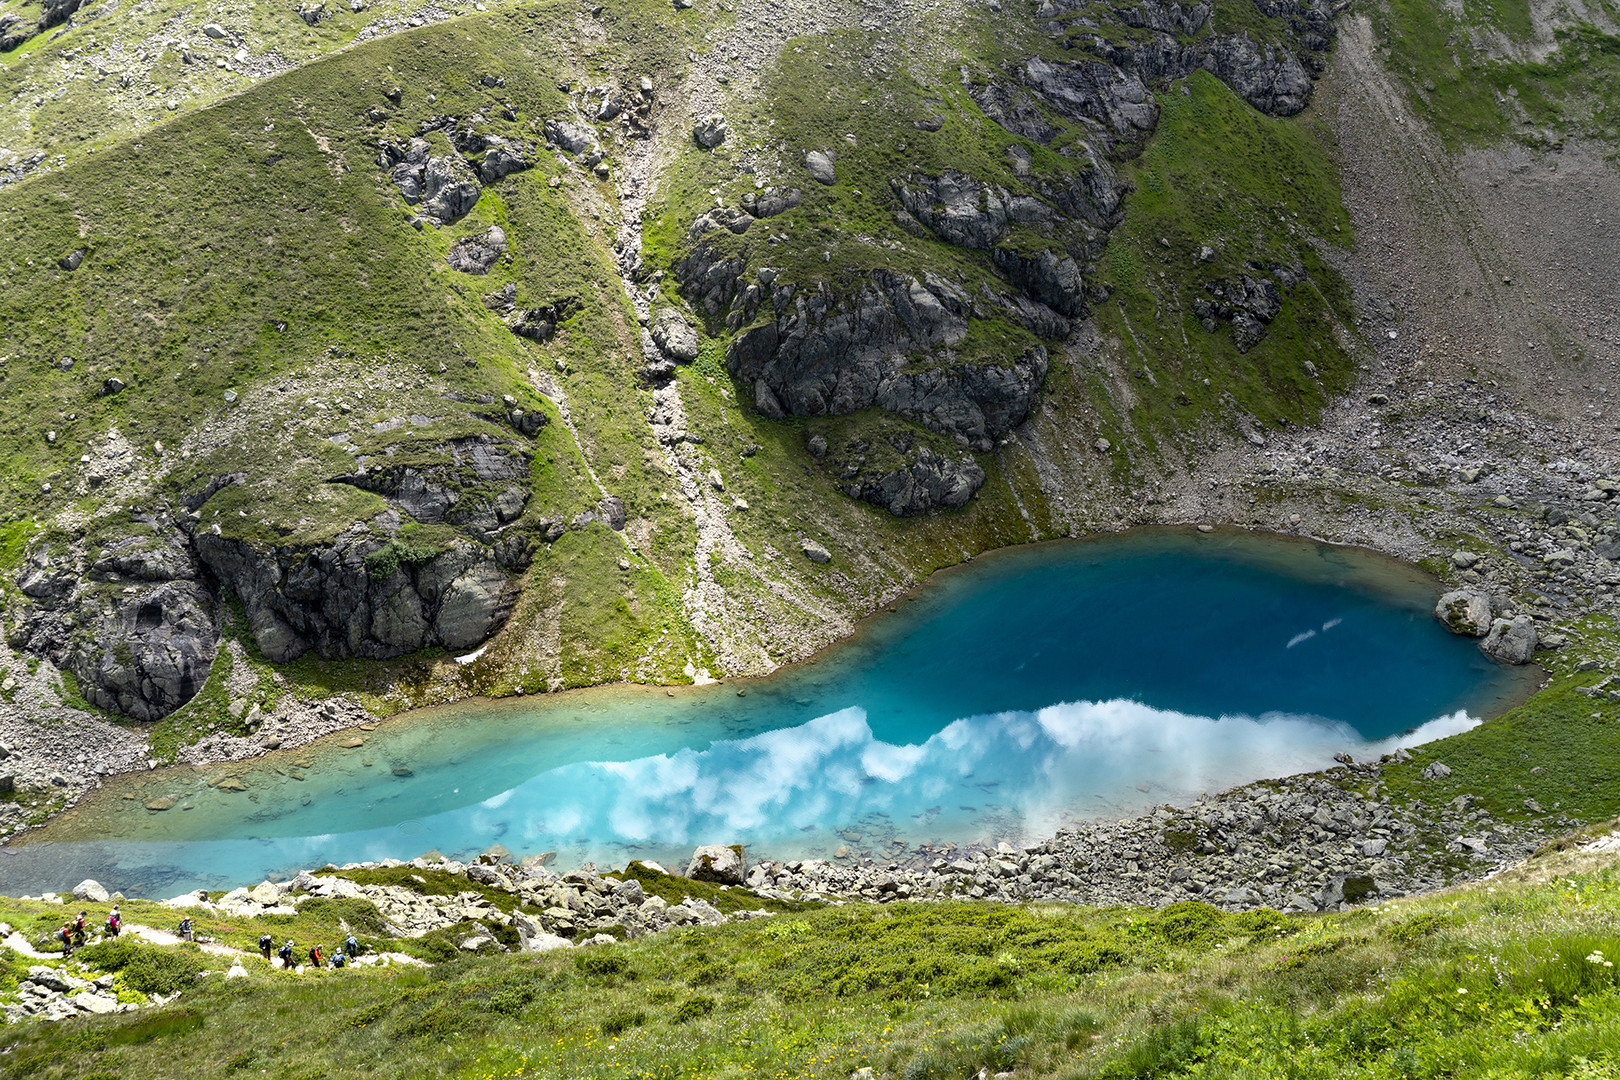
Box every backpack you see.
[279,944,292,959]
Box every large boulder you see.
[1481,615,1538,664]
[650,308,700,363]
[72,879,109,903]
[1434,590,1494,637]
[804,150,837,185]
[687,844,747,885]
[693,113,727,149]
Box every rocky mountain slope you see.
[0,0,1618,844]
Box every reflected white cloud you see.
[462,699,1481,855]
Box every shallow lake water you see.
[0,529,1537,895]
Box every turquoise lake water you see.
[0,530,1536,895]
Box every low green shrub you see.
[601,1008,646,1035]
[74,940,208,995]
[291,896,390,936]
[575,950,630,978]
[673,995,715,1022]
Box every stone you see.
[650,308,699,362]
[520,932,573,951]
[102,377,126,395]
[1450,550,1480,569]
[805,150,837,185]
[71,879,109,903]
[202,22,229,38]
[75,992,119,1014]
[1361,839,1387,857]
[1434,590,1493,637]
[225,963,248,979]
[58,247,86,271]
[1481,615,1538,664]
[693,113,727,149]
[445,225,507,274]
[807,434,828,459]
[687,844,746,885]
[1094,437,1111,453]
[145,796,177,811]
[801,539,832,564]
[1421,761,1452,780]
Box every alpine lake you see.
[0,528,1537,895]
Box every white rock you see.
[72,879,110,903]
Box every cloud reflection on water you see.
[469,699,1480,856]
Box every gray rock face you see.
[1192,272,1292,352]
[37,0,84,30]
[543,118,600,157]
[687,844,746,885]
[10,530,221,721]
[504,295,580,345]
[1481,615,1538,664]
[742,186,801,218]
[650,308,700,362]
[842,446,987,516]
[196,532,519,662]
[445,225,507,274]
[726,271,1048,449]
[801,539,832,564]
[72,879,110,903]
[693,113,727,149]
[419,155,482,224]
[1435,590,1494,637]
[478,140,530,183]
[992,246,1087,317]
[804,150,837,185]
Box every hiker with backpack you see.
[105,906,121,939]
[57,923,74,957]
[71,911,88,947]
[330,951,347,969]
[260,933,274,961]
[307,944,323,968]
[344,934,359,960]
[279,940,295,969]
[178,917,194,942]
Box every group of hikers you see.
[56,906,362,972]
[55,905,121,956]
[260,932,362,971]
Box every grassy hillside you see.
[3,838,1620,1078]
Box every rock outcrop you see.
[9,526,220,721]
[445,225,507,274]
[196,531,521,662]
[840,445,988,516]
[723,272,1048,451]
[378,117,535,227]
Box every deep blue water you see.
[0,530,1534,896]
